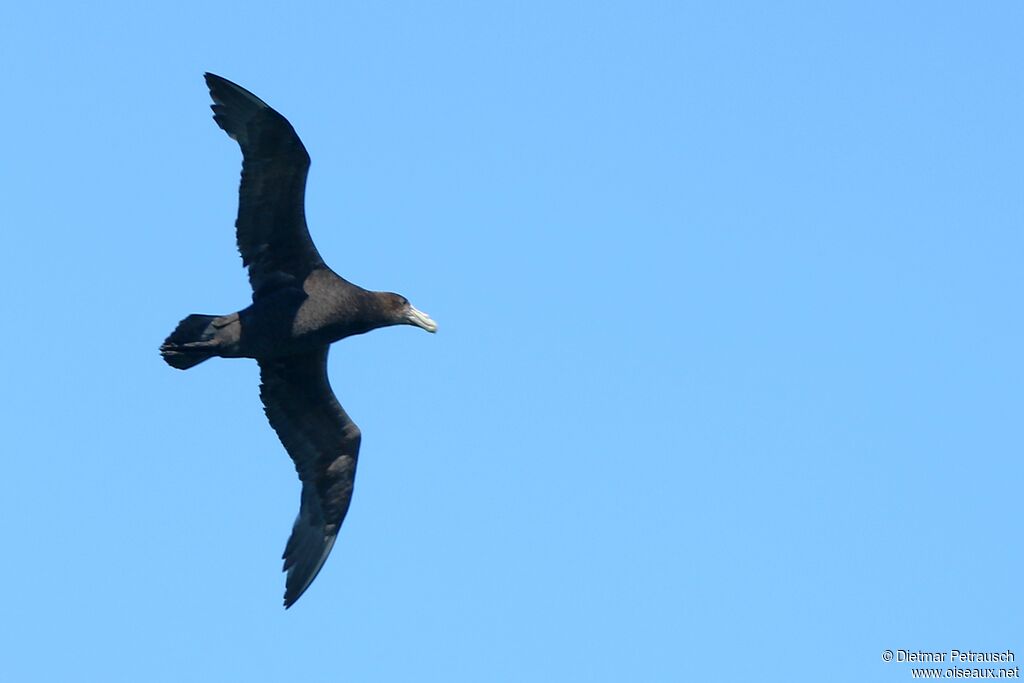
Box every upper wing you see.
[204,73,325,297]
[258,347,361,608]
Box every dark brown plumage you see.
[161,73,437,608]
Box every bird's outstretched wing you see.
[258,347,361,608]
[204,73,325,297]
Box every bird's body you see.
[170,271,405,363]
[161,74,436,608]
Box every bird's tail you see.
[160,314,221,370]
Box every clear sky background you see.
[1,2,1021,681]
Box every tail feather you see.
[161,314,219,370]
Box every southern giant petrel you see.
[161,73,437,608]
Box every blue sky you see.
[1,2,1021,681]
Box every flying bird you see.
[161,73,437,608]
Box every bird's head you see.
[381,293,438,333]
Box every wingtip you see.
[280,531,338,610]
[282,582,308,610]
[203,73,270,107]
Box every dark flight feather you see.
[204,73,325,298]
[260,348,360,608]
